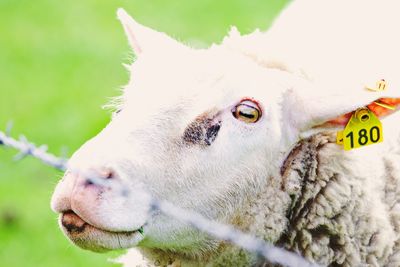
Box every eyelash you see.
[112,109,122,118]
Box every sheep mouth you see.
[60,211,144,252]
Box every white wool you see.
[51,1,400,266]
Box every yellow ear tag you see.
[337,108,383,150]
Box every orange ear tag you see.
[337,108,383,150]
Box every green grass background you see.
[0,1,288,266]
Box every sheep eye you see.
[232,100,261,123]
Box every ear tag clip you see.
[337,108,383,150]
[366,79,387,92]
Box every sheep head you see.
[50,8,400,259]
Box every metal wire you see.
[0,128,319,267]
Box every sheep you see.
[51,0,400,266]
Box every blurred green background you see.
[0,1,288,266]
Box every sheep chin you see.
[59,211,145,252]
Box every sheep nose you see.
[51,167,121,214]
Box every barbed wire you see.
[0,127,320,267]
[0,129,67,171]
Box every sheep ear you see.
[307,91,400,130]
[323,98,400,127]
[117,8,185,55]
[284,80,400,135]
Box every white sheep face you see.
[51,43,292,251]
[50,11,300,253]
[50,8,399,255]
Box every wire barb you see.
[0,129,320,267]
[0,130,67,171]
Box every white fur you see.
[51,0,400,266]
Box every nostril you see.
[89,168,118,180]
[83,168,118,187]
[84,179,94,186]
[100,168,118,180]
[105,170,115,180]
